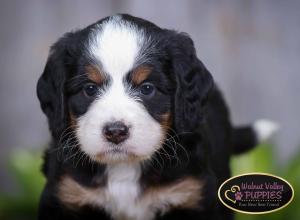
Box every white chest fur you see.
[104,164,152,220]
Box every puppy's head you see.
[37,14,213,164]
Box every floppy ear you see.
[37,39,69,138]
[170,33,214,133]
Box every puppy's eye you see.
[140,83,155,97]
[83,84,98,97]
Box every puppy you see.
[37,14,277,220]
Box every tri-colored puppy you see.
[37,14,277,220]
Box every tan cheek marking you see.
[160,112,172,131]
[142,177,203,212]
[58,176,105,209]
[131,66,152,85]
[159,112,172,144]
[69,112,78,128]
[86,65,105,84]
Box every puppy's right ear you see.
[167,32,214,133]
[37,37,70,138]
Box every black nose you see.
[103,121,129,144]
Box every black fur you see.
[37,14,257,220]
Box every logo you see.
[218,173,294,214]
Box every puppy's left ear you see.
[169,32,214,133]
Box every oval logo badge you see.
[218,173,294,214]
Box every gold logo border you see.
[217,172,294,215]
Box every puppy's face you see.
[66,17,172,163]
[37,15,213,164]
[72,67,170,164]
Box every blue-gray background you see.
[0,0,299,191]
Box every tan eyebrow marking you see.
[85,65,105,84]
[131,66,152,85]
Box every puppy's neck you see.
[106,163,141,188]
[105,163,143,219]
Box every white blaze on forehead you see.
[89,15,144,76]
[77,16,163,163]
